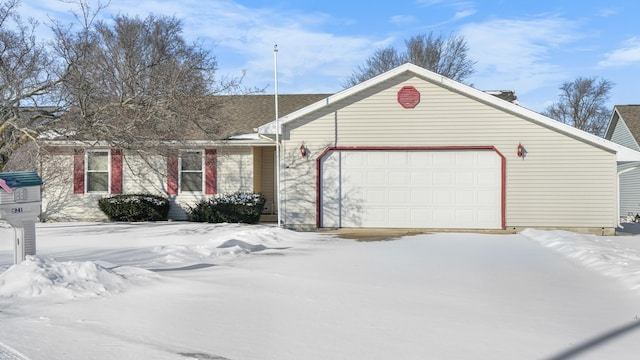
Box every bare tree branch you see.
[0,0,63,171]
[543,77,613,137]
[343,31,476,88]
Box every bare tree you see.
[343,31,476,87]
[342,47,404,87]
[405,33,475,83]
[50,0,250,152]
[0,0,61,171]
[543,77,613,137]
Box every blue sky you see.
[19,0,640,113]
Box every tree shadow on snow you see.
[149,263,217,272]
[545,319,640,360]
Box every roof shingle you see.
[615,105,640,141]
[216,94,331,138]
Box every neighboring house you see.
[604,105,640,220]
[257,63,640,234]
[39,94,329,221]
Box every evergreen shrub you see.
[98,194,170,222]
[187,192,266,224]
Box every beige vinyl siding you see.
[41,146,257,221]
[282,74,618,229]
[122,152,166,194]
[216,147,254,194]
[40,150,107,221]
[167,147,254,220]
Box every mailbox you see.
[0,171,43,264]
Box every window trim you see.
[179,150,204,193]
[85,150,111,194]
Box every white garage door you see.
[320,150,502,229]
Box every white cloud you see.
[596,8,618,17]
[19,0,379,93]
[415,0,445,6]
[390,15,417,26]
[460,16,580,97]
[598,37,640,67]
[453,9,476,21]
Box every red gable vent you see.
[397,86,420,108]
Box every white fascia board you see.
[603,107,620,140]
[612,144,640,162]
[42,138,274,148]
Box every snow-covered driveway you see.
[0,223,639,359]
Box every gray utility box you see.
[0,171,43,264]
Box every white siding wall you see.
[164,147,255,221]
[609,118,640,218]
[41,152,107,221]
[41,147,256,221]
[122,153,167,194]
[281,74,618,230]
[217,147,254,194]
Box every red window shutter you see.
[110,149,123,194]
[205,149,217,194]
[73,149,85,194]
[167,152,179,195]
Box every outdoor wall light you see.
[299,143,308,158]
[517,143,527,159]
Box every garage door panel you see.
[344,171,364,186]
[389,152,409,168]
[321,149,502,229]
[433,172,452,185]
[365,171,387,186]
[455,209,475,223]
[364,208,386,224]
[478,171,498,186]
[367,189,387,204]
[455,171,475,185]
[433,153,453,168]
[478,190,499,205]
[410,190,432,205]
[411,171,431,186]
[366,153,387,167]
[433,190,452,205]
[455,190,475,206]
[477,152,500,168]
[409,152,433,168]
[410,208,432,224]
[389,208,410,225]
[455,152,475,167]
[343,152,366,168]
[478,209,499,221]
[389,190,409,204]
[433,209,454,225]
[389,171,410,185]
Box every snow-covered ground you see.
[1,222,639,360]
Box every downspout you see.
[617,164,640,229]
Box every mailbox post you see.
[0,171,43,264]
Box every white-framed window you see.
[180,150,203,192]
[86,150,110,193]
